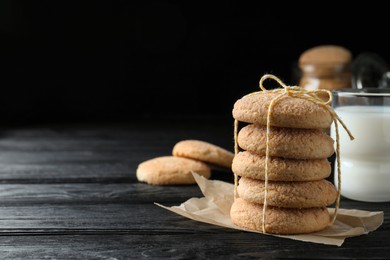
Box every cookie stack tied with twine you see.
[230,74,354,234]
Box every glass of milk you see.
[332,89,390,202]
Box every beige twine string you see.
[233,74,354,233]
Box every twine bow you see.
[233,74,354,233]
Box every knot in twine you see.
[233,74,354,233]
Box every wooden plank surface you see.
[0,120,233,183]
[0,120,389,259]
[0,183,202,204]
[0,162,132,183]
[0,233,389,260]
[0,184,386,232]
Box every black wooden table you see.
[0,119,389,259]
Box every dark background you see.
[1,1,388,124]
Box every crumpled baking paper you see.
[156,173,384,246]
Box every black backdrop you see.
[1,1,388,124]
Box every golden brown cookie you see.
[136,156,211,185]
[232,92,333,129]
[237,177,337,208]
[237,124,334,159]
[232,151,331,181]
[172,140,234,168]
[230,198,330,234]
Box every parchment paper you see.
[156,173,384,246]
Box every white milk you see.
[332,106,390,202]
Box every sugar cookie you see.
[230,198,330,234]
[232,92,332,129]
[173,140,234,168]
[237,124,334,159]
[237,177,337,208]
[232,151,331,181]
[136,156,211,185]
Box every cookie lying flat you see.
[232,151,331,181]
[173,140,234,168]
[233,92,333,129]
[237,177,337,208]
[237,124,334,159]
[230,198,330,234]
[136,156,211,185]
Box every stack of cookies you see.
[137,140,234,185]
[230,91,338,234]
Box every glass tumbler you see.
[332,89,390,202]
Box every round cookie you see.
[232,151,331,181]
[232,92,333,129]
[237,177,337,208]
[173,140,234,168]
[136,156,211,185]
[237,124,334,159]
[230,198,330,234]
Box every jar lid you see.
[299,45,352,66]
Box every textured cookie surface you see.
[173,140,234,168]
[232,92,333,129]
[237,177,337,208]
[237,124,334,159]
[230,198,330,234]
[232,151,331,181]
[136,156,211,185]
